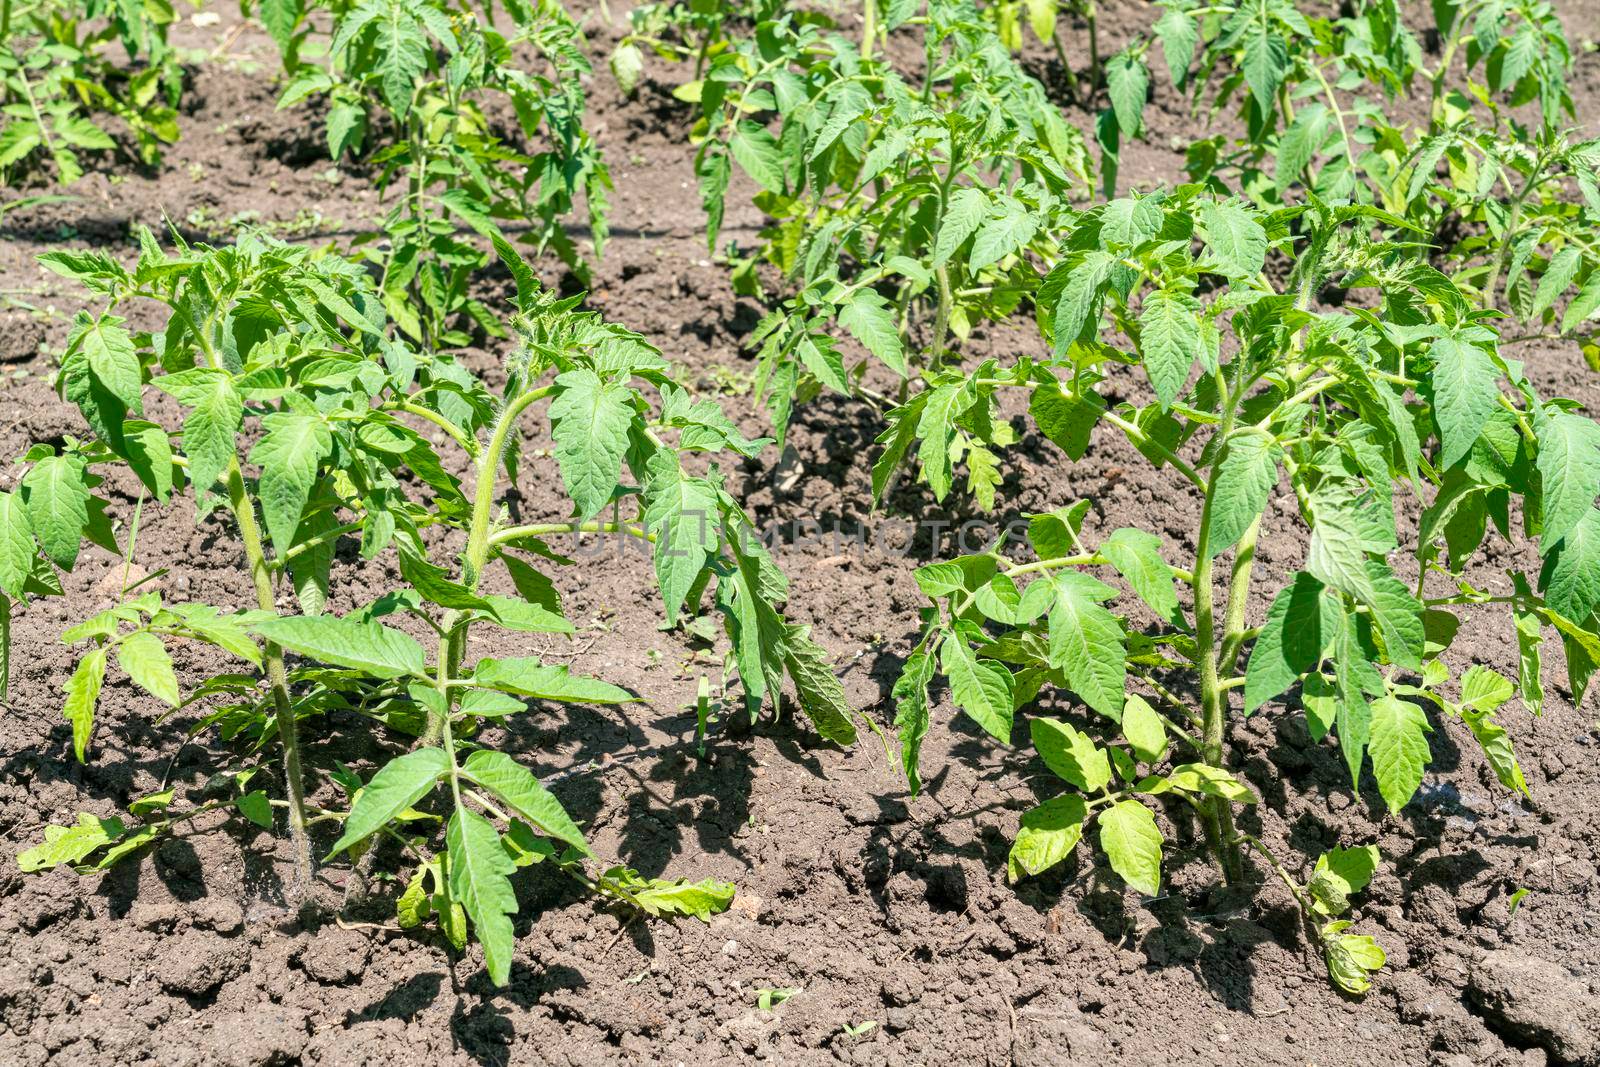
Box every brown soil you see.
[3,3,1599,1066]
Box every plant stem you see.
[1191,449,1244,885]
[861,0,875,59]
[227,461,313,897]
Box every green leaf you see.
[116,631,179,707]
[642,454,719,625]
[1138,289,1201,410]
[933,187,988,266]
[1429,336,1498,470]
[1099,527,1182,627]
[1098,799,1162,896]
[893,649,934,795]
[236,791,274,829]
[18,812,125,872]
[1245,572,1337,713]
[248,412,332,558]
[969,200,1038,271]
[447,808,520,986]
[1240,30,1289,111]
[252,614,426,679]
[22,455,90,570]
[548,369,635,521]
[1046,571,1126,719]
[1105,53,1148,137]
[1008,794,1087,881]
[916,383,973,502]
[461,750,591,855]
[782,626,859,746]
[729,121,786,193]
[159,370,243,497]
[1052,251,1115,349]
[940,633,1014,741]
[1153,7,1198,84]
[1030,381,1104,461]
[1541,508,1600,624]
[1206,429,1279,559]
[612,871,737,920]
[471,657,633,704]
[1368,694,1432,814]
[0,491,34,600]
[1536,411,1600,548]
[1199,200,1268,279]
[1530,246,1581,320]
[1031,717,1111,792]
[838,287,906,376]
[328,748,450,856]
[1120,693,1167,763]
[1323,923,1385,995]
[74,313,143,414]
[62,647,106,762]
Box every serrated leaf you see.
[1138,289,1201,410]
[1369,694,1432,814]
[730,121,787,193]
[642,455,719,625]
[22,456,90,571]
[783,626,858,746]
[253,614,426,679]
[1536,412,1600,549]
[1541,508,1600,624]
[461,750,591,855]
[893,649,934,795]
[0,492,34,600]
[548,369,635,521]
[1098,799,1162,895]
[159,370,243,497]
[471,657,633,704]
[329,748,450,856]
[1199,200,1268,279]
[62,647,106,762]
[248,412,332,558]
[116,631,178,707]
[1245,572,1337,713]
[1046,572,1126,718]
[17,812,125,872]
[941,633,1014,741]
[933,187,988,266]
[1429,336,1498,470]
[1105,53,1148,137]
[1207,429,1279,559]
[1099,527,1182,627]
[838,287,906,376]
[447,808,520,985]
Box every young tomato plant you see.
[888,190,1600,992]
[0,0,182,184]
[16,231,858,981]
[691,2,1090,471]
[610,0,788,94]
[261,0,611,345]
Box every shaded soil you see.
[3,3,1600,1065]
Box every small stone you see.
[721,939,740,958]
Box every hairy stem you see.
[227,461,314,898]
[1191,453,1244,885]
[861,0,875,58]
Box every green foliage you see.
[0,0,182,184]
[16,230,858,983]
[893,190,1594,994]
[260,0,611,346]
[687,0,1091,452]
